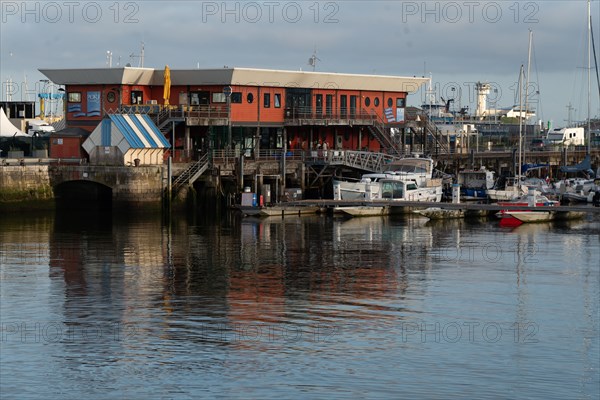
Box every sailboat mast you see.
[518,65,524,182]
[525,29,533,163]
[587,0,591,155]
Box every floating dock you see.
[282,199,600,216]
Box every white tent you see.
[0,107,29,137]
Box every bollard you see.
[527,187,536,207]
[452,184,461,204]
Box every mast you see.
[518,64,524,182]
[524,29,533,163]
[587,0,591,155]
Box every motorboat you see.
[456,167,495,200]
[333,154,443,202]
[337,206,391,217]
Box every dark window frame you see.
[231,92,242,104]
[274,93,281,108]
[264,93,271,108]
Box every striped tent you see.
[83,114,170,165]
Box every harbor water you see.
[1,209,599,399]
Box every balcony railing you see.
[283,106,381,125]
[115,105,229,123]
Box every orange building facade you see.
[40,67,428,162]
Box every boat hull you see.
[337,206,391,217]
[504,211,554,223]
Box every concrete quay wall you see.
[0,165,167,209]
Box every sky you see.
[1,0,599,127]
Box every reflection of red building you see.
[40,67,427,161]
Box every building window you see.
[264,93,271,108]
[374,97,380,107]
[316,94,323,115]
[131,91,143,105]
[396,98,406,107]
[274,93,281,108]
[231,92,242,103]
[365,97,370,107]
[68,92,81,103]
[387,98,393,107]
[212,93,227,103]
[247,93,254,103]
[325,94,333,116]
[106,92,116,103]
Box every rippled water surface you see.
[1,209,599,399]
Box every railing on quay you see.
[210,149,402,173]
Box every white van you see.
[546,127,585,146]
[27,120,55,137]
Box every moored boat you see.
[456,167,495,201]
[333,154,443,202]
[337,206,391,217]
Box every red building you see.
[40,67,428,162]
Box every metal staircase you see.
[157,107,185,136]
[423,118,451,155]
[171,153,210,194]
[367,114,403,156]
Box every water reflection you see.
[0,210,598,399]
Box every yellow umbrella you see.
[163,65,171,106]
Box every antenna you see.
[129,42,145,68]
[307,47,321,71]
[106,50,112,68]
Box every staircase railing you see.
[172,153,210,193]
[423,117,451,155]
[367,112,403,156]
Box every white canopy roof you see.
[39,67,429,93]
[0,107,29,137]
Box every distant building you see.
[40,67,428,162]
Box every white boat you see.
[237,205,320,217]
[499,210,554,223]
[495,191,561,225]
[487,177,529,201]
[258,205,320,216]
[333,155,443,202]
[337,206,391,217]
[456,167,495,200]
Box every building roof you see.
[108,114,171,149]
[39,67,428,93]
[83,114,170,157]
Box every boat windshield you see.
[381,181,404,199]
